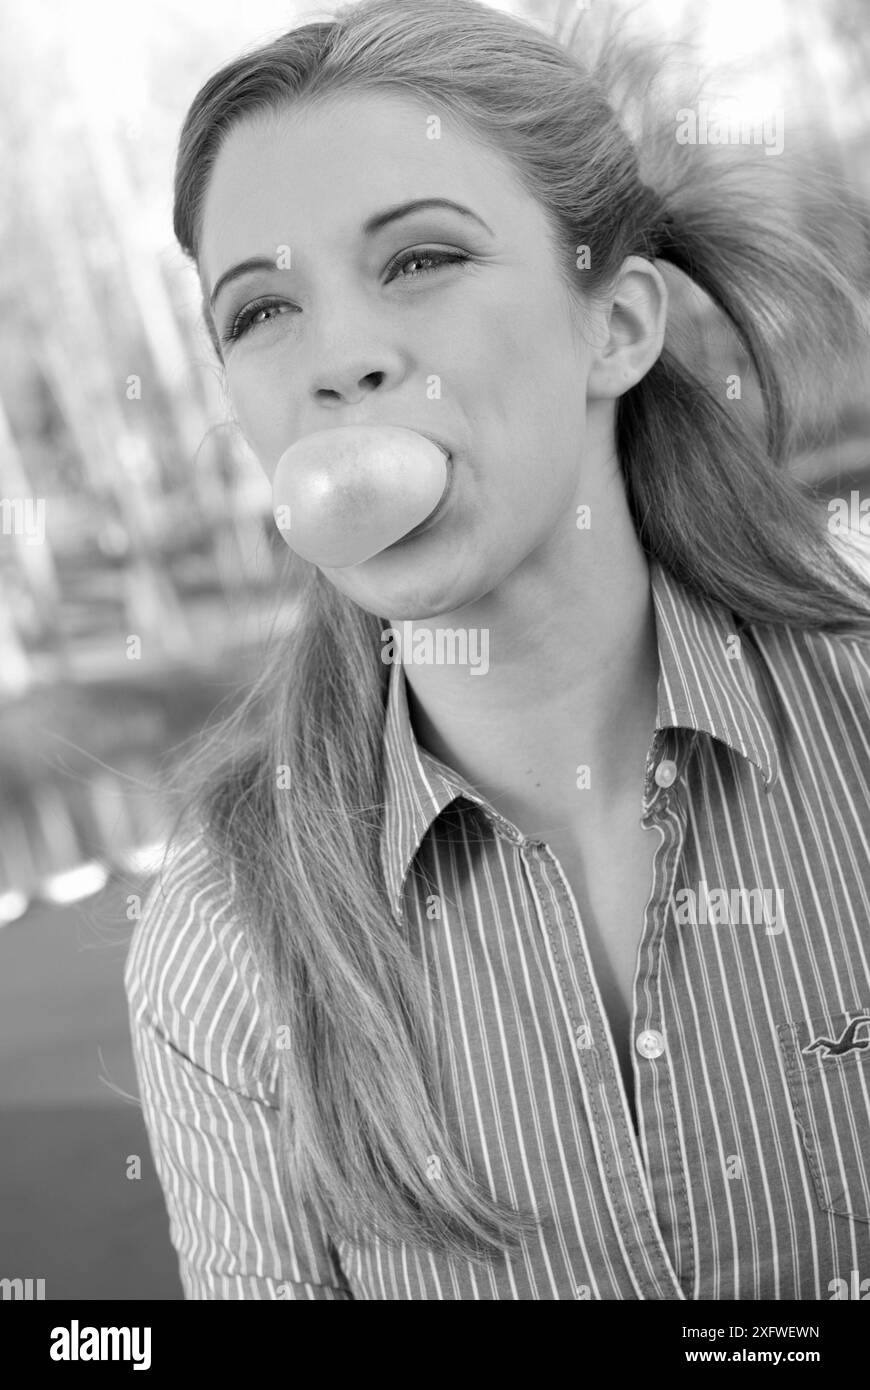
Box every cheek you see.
[470,280,584,415]
[520,296,590,440]
[225,363,289,475]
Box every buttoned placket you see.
[636,735,697,1285]
[511,729,689,1298]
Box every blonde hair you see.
[165,0,870,1263]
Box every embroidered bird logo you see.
[802,1014,870,1058]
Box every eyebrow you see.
[208,198,493,310]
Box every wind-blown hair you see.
[163,0,870,1262]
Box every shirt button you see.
[654,758,677,788]
[636,1029,665,1059]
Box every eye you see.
[222,298,294,345]
[221,249,471,346]
[386,247,471,281]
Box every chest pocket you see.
[778,1006,870,1224]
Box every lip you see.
[389,449,454,545]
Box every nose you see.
[315,366,386,404]
[307,297,406,406]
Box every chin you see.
[327,565,466,624]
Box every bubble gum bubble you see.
[272,425,449,568]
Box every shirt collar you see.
[379,558,780,921]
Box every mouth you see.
[389,449,453,546]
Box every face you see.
[199,91,608,620]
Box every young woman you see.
[125,0,870,1300]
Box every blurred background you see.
[0,0,868,1300]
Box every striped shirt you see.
[124,558,870,1299]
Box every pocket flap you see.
[777,1006,870,1224]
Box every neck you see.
[390,463,660,840]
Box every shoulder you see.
[123,830,278,1101]
[741,619,870,771]
[746,620,870,713]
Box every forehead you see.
[198,89,530,284]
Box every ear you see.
[585,256,668,400]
